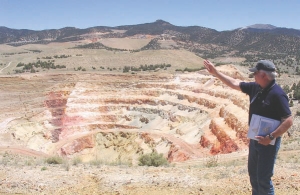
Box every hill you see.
[1,20,300,76]
[1,19,300,59]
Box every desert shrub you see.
[72,157,82,165]
[138,151,168,167]
[41,166,47,171]
[205,155,219,167]
[1,151,10,165]
[64,162,70,171]
[183,67,202,72]
[89,159,104,166]
[45,156,64,164]
[289,100,294,107]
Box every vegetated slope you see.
[0,64,250,164]
[0,40,206,75]
[1,19,300,60]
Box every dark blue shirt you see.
[240,80,291,125]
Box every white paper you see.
[248,114,280,145]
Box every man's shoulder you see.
[240,81,257,86]
[272,83,286,94]
[240,81,258,90]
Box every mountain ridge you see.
[2,19,299,31]
[1,20,300,61]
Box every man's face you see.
[253,70,264,84]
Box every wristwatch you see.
[268,134,275,140]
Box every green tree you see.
[282,85,290,94]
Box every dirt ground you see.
[0,149,300,195]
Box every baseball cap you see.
[249,60,276,72]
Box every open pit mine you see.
[0,65,250,165]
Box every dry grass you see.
[0,41,206,74]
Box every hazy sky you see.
[1,0,299,31]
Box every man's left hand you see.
[255,136,272,146]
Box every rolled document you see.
[203,78,215,88]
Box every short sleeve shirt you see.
[240,80,291,125]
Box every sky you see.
[0,0,299,31]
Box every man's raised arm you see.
[203,60,241,91]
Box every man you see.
[203,59,293,195]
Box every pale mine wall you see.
[0,66,250,164]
